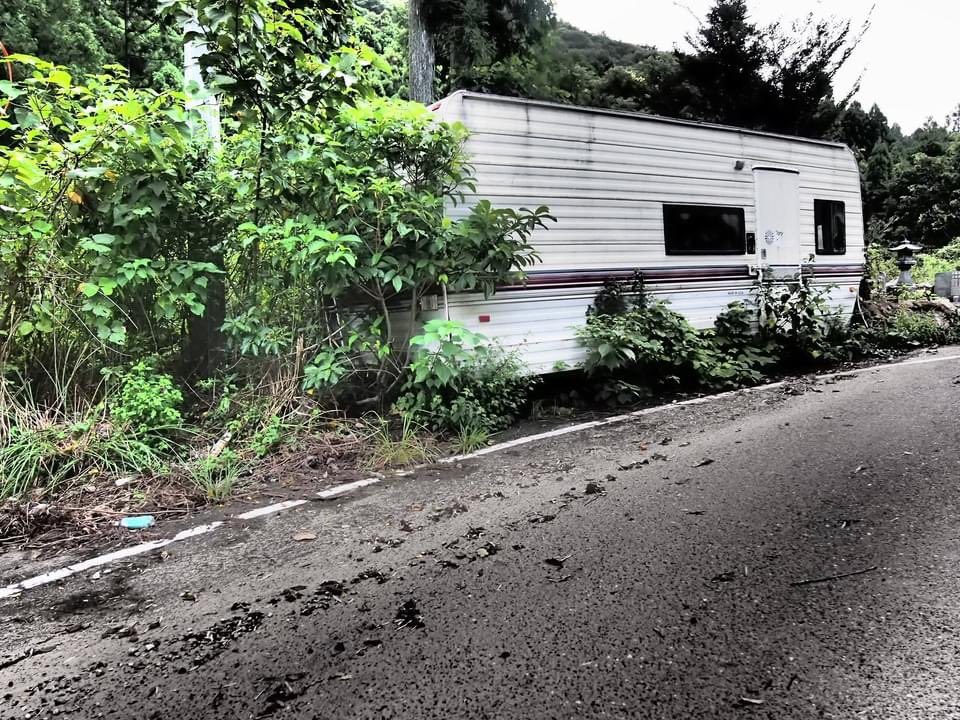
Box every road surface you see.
[2,350,960,719]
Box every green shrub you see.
[578,277,717,400]
[578,298,775,395]
[106,361,183,434]
[702,301,778,387]
[914,255,956,285]
[851,298,960,354]
[578,294,713,385]
[891,309,949,345]
[865,242,898,285]
[394,319,537,434]
[756,275,842,364]
[250,414,284,457]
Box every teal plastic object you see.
[120,515,156,530]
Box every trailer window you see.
[663,205,746,255]
[814,200,846,255]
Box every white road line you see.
[889,352,960,368]
[237,499,309,520]
[443,352,960,464]
[2,351,957,601]
[441,380,787,463]
[0,484,380,600]
[317,477,381,499]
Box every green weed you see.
[190,449,244,503]
[364,414,436,469]
[453,423,489,454]
[0,362,173,502]
[395,320,538,436]
[0,424,169,502]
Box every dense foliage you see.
[575,271,960,404]
[1,0,182,89]
[395,319,537,436]
[0,0,554,507]
[577,281,775,399]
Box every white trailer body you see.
[428,91,865,373]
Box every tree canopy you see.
[1,0,182,88]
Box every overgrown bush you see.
[702,301,778,387]
[865,242,898,286]
[756,275,844,364]
[0,3,554,505]
[394,319,537,435]
[578,301,709,383]
[0,354,178,501]
[227,98,552,400]
[105,361,184,435]
[0,378,172,503]
[884,307,960,346]
[914,238,960,285]
[578,275,777,395]
[577,273,849,403]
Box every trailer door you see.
[753,167,801,277]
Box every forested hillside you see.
[0,0,181,88]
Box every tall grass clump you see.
[0,352,182,503]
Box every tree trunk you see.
[182,242,226,381]
[408,0,435,104]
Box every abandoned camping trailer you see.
[424,91,865,373]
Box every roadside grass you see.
[189,449,246,503]
[0,363,177,503]
[364,413,437,469]
[453,422,489,454]
[0,424,171,502]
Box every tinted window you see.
[814,199,846,255]
[663,204,746,255]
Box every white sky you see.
[552,0,959,133]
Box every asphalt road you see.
[2,350,960,719]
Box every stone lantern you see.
[889,240,923,286]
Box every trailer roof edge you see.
[441,90,854,153]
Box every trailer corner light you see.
[478,314,491,323]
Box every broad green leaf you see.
[0,80,25,99]
[47,69,72,88]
